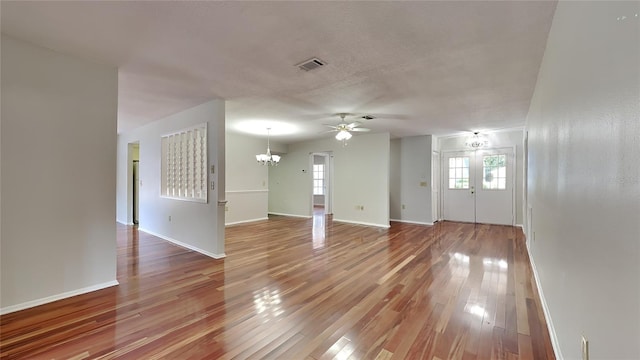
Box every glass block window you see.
[161,124,207,202]
[448,157,470,189]
[313,164,324,195]
[482,154,507,190]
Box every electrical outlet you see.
[581,336,589,360]
[402,204,406,210]
[168,215,171,222]
[420,181,428,187]
[361,205,365,211]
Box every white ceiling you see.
[1,1,557,143]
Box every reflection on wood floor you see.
[0,215,555,359]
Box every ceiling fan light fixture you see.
[336,130,352,141]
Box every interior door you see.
[442,148,514,225]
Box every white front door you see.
[442,148,514,225]
[443,152,476,222]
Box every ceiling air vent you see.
[296,57,326,72]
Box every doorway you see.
[311,153,332,216]
[128,142,140,226]
[133,160,139,225]
[442,147,515,225]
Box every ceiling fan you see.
[324,113,371,141]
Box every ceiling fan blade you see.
[319,129,338,134]
[350,128,371,132]
[323,124,339,129]
[347,122,361,128]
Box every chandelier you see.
[256,128,280,166]
[465,132,488,149]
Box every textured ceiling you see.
[1,1,557,143]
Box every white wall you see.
[225,132,270,225]
[390,136,433,225]
[269,133,390,227]
[439,129,525,224]
[1,35,118,312]
[525,1,639,359]
[116,100,226,258]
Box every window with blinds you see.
[161,124,208,202]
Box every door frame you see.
[432,150,441,223]
[309,152,333,215]
[127,141,140,225]
[440,146,516,225]
[133,160,140,225]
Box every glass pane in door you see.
[482,154,507,190]
[448,157,470,189]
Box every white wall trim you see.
[390,219,434,226]
[226,217,268,226]
[138,227,226,259]
[333,218,391,229]
[527,245,563,360]
[268,212,312,219]
[0,280,119,315]
[226,189,269,194]
[116,220,134,226]
[516,223,524,231]
[437,126,525,141]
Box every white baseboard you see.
[138,227,226,259]
[116,220,133,226]
[332,218,390,229]
[0,280,119,315]
[390,219,434,226]
[268,212,312,219]
[226,217,268,226]
[516,223,524,230]
[527,246,563,359]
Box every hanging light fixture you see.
[335,129,352,141]
[465,132,489,149]
[256,128,281,166]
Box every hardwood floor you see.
[0,215,555,359]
